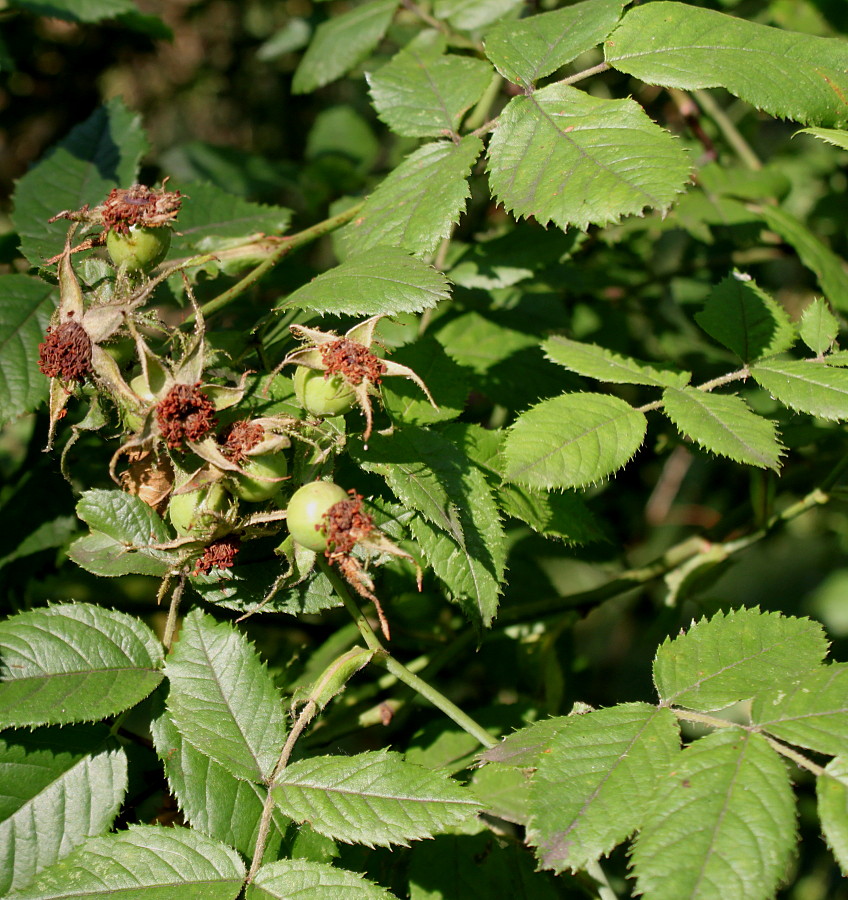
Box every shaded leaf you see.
[0,275,56,427]
[750,360,848,420]
[272,750,478,847]
[606,2,848,127]
[479,717,569,768]
[797,127,848,151]
[10,824,245,899]
[752,663,848,757]
[662,387,783,470]
[484,0,626,88]
[695,273,795,362]
[12,97,147,267]
[367,31,493,138]
[502,393,647,490]
[276,246,451,318]
[9,0,137,21]
[0,724,126,895]
[0,603,163,727]
[433,0,523,31]
[292,0,397,94]
[487,83,690,232]
[799,298,839,356]
[164,609,287,783]
[631,731,796,900]
[339,137,482,258]
[654,607,828,711]
[817,756,848,875]
[527,704,680,872]
[247,858,395,900]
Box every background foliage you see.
[2,1,848,898]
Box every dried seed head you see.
[320,339,387,386]
[193,534,241,576]
[156,383,218,450]
[38,319,93,380]
[101,183,182,235]
[323,491,374,558]
[220,420,264,463]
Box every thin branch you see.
[693,88,763,171]
[162,573,186,651]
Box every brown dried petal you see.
[156,383,218,450]
[38,319,93,381]
[101,184,182,235]
[220,420,264,463]
[320,339,387,386]
[193,535,241,576]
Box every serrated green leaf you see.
[9,0,137,23]
[380,334,469,425]
[0,604,163,728]
[750,360,848,420]
[817,756,848,875]
[9,824,245,900]
[759,205,848,312]
[0,515,78,571]
[164,609,287,783]
[150,702,286,859]
[662,387,783,470]
[433,0,523,31]
[367,31,493,138]
[339,137,482,258]
[479,717,569,768]
[471,762,530,825]
[276,246,450,317]
[797,127,848,151]
[695,273,796,362]
[169,181,291,255]
[486,83,690,232]
[543,335,690,388]
[503,393,647,490]
[0,725,127,895]
[292,0,398,94]
[271,750,478,847]
[12,97,148,267]
[353,427,505,626]
[247,859,395,900]
[654,607,828,711]
[0,274,56,427]
[606,2,848,127]
[484,0,626,87]
[799,298,839,356]
[631,730,796,900]
[527,704,680,873]
[752,663,848,757]
[67,489,174,578]
[436,310,537,373]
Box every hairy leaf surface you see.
[654,608,827,711]
[487,83,690,231]
[0,603,163,727]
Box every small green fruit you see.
[293,366,356,418]
[233,453,288,503]
[286,481,349,551]
[169,483,231,536]
[107,226,171,273]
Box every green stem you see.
[318,556,497,749]
[693,88,763,171]
[465,71,504,132]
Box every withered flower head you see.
[38,318,93,381]
[320,339,387,386]
[323,491,374,558]
[156,383,218,450]
[101,183,183,235]
[193,534,241,576]
[220,419,265,463]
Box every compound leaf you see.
[292,0,397,94]
[367,31,494,138]
[271,750,478,847]
[606,2,848,127]
[654,607,828,711]
[0,603,163,727]
[631,730,796,900]
[340,137,483,258]
[484,0,626,88]
[527,704,680,873]
[662,387,783,470]
[817,756,848,875]
[502,393,647,490]
[0,274,56,427]
[750,360,848,420]
[247,859,396,900]
[12,97,147,267]
[752,663,848,757]
[0,725,126,896]
[543,335,690,388]
[9,824,245,900]
[277,246,451,317]
[164,609,287,783]
[487,83,690,232]
[799,298,839,356]
[695,273,796,362]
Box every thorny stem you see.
[318,556,497,749]
[247,699,319,883]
